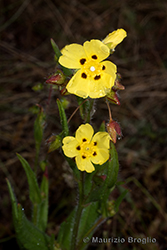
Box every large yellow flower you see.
[102,28,127,51]
[62,123,110,173]
[59,40,117,99]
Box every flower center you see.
[76,139,97,159]
[90,66,95,72]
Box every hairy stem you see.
[70,172,85,250]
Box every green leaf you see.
[51,38,73,76]
[58,202,101,250]
[114,189,128,213]
[38,168,49,232]
[57,208,76,249]
[16,153,41,204]
[76,202,101,250]
[57,99,69,137]
[6,179,54,250]
[50,38,62,61]
[99,121,106,132]
[83,171,95,197]
[107,142,119,188]
[16,204,54,250]
[6,178,18,227]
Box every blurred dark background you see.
[0,0,167,249]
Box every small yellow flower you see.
[62,123,110,173]
[59,40,117,99]
[102,29,127,51]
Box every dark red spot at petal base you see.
[92,55,98,59]
[80,58,86,65]
[81,73,87,79]
[94,75,101,80]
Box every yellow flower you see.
[102,29,127,51]
[59,40,117,99]
[62,123,110,173]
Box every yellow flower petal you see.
[89,73,115,98]
[90,148,109,165]
[102,61,117,77]
[59,38,120,99]
[76,155,95,173]
[83,40,110,62]
[75,123,94,143]
[103,28,127,50]
[59,43,86,69]
[62,124,110,173]
[62,136,78,157]
[92,132,110,149]
[66,70,90,98]
[66,61,117,99]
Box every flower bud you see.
[46,70,66,85]
[106,90,120,105]
[46,134,62,153]
[112,73,125,91]
[107,120,122,143]
[103,29,127,51]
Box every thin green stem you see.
[85,99,94,123]
[70,172,85,250]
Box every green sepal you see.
[57,99,69,137]
[47,132,63,153]
[50,38,73,76]
[16,153,42,204]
